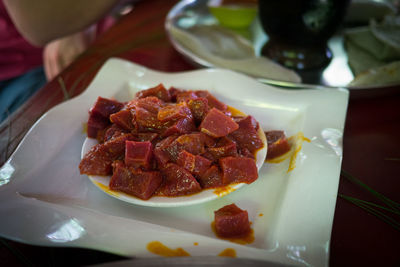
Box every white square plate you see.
[0,58,348,266]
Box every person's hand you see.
[43,26,96,81]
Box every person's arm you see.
[3,0,120,46]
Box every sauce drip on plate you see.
[218,248,237,258]
[211,221,255,245]
[146,241,190,257]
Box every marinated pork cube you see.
[200,108,239,138]
[214,203,251,238]
[219,156,258,185]
[125,141,153,170]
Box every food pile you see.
[79,84,264,200]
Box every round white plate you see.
[81,127,267,207]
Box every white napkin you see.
[349,61,400,87]
[169,24,301,83]
[345,15,400,86]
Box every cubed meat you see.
[79,134,134,175]
[187,97,209,123]
[133,132,159,143]
[157,102,191,122]
[161,117,195,137]
[165,133,207,162]
[135,96,164,114]
[125,141,153,170]
[135,107,164,132]
[80,88,266,201]
[103,124,129,142]
[168,87,183,102]
[177,150,212,176]
[89,97,124,119]
[109,161,162,200]
[219,156,258,185]
[265,130,291,159]
[229,116,263,153]
[176,91,198,103]
[159,163,201,196]
[153,135,177,165]
[110,109,135,131]
[214,203,251,238]
[238,147,255,159]
[135,84,171,102]
[195,90,227,111]
[87,113,109,139]
[206,137,238,161]
[200,108,239,138]
[198,165,223,188]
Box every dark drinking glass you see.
[259,0,350,71]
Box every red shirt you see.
[0,1,43,81]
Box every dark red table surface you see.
[1,0,399,266]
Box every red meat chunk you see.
[238,147,255,159]
[229,116,263,153]
[200,132,217,148]
[200,108,239,138]
[162,117,195,137]
[195,90,227,111]
[103,124,129,142]
[110,109,135,131]
[265,130,291,159]
[89,97,124,119]
[135,96,164,114]
[87,113,109,139]
[157,102,191,122]
[153,135,177,165]
[214,203,251,238]
[219,157,258,185]
[176,91,198,103]
[206,137,238,161]
[198,165,223,188]
[133,132,159,143]
[125,141,153,170]
[165,133,207,162]
[135,84,171,102]
[79,134,134,175]
[109,161,162,200]
[168,87,183,102]
[158,163,201,196]
[177,150,212,176]
[135,107,164,132]
[188,97,209,123]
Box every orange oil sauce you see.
[227,105,246,117]
[211,221,255,245]
[213,185,237,197]
[93,181,120,198]
[266,132,310,172]
[82,122,87,134]
[218,248,237,258]
[146,241,190,257]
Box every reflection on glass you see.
[286,245,310,266]
[321,128,343,156]
[46,218,85,243]
[0,162,15,186]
